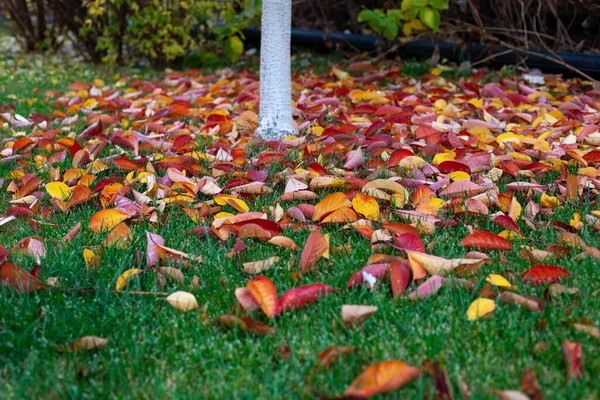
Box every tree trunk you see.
[255,0,295,140]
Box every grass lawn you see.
[0,46,599,400]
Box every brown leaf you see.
[521,368,543,400]
[423,360,453,400]
[500,292,542,313]
[1,263,45,292]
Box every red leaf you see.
[387,149,414,167]
[390,261,412,299]
[347,263,390,288]
[521,265,570,285]
[438,161,471,174]
[493,215,520,232]
[1,263,45,292]
[460,230,513,251]
[562,341,583,380]
[279,283,334,312]
[300,231,329,273]
[394,233,425,253]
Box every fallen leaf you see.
[279,283,334,312]
[216,315,275,335]
[1,263,45,292]
[562,341,583,380]
[115,268,142,291]
[300,231,329,273]
[344,360,421,397]
[165,291,199,312]
[467,298,495,321]
[460,230,512,251]
[520,368,543,400]
[89,209,130,233]
[247,276,279,317]
[521,265,570,285]
[243,256,280,274]
[342,304,378,325]
[316,346,358,369]
[500,292,542,313]
[59,336,108,352]
[45,181,70,200]
[390,261,412,299]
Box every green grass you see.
[0,48,599,400]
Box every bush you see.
[1,0,261,66]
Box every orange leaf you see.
[321,207,358,224]
[247,276,279,317]
[352,193,379,220]
[312,192,351,221]
[67,185,93,208]
[460,230,513,251]
[390,261,412,300]
[89,209,130,233]
[268,236,298,250]
[300,231,329,273]
[344,360,421,397]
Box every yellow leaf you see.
[540,193,560,208]
[449,171,470,181]
[89,209,130,233]
[165,291,199,312]
[83,249,96,265]
[45,182,71,200]
[486,274,515,289]
[467,298,496,321]
[214,194,249,213]
[115,268,142,291]
[432,152,455,166]
[352,194,380,220]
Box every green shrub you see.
[357,0,448,40]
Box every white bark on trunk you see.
[255,0,295,140]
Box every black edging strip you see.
[243,27,600,79]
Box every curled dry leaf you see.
[59,336,109,352]
[243,256,280,274]
[154,244,203,266]
[344,360,421,398]
[466,298,496,321]
[157,267,184,284]
[500,292,542,313]
[165,291,199,312]
[342,304,378,325]
[216,315,275,335]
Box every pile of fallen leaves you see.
[1,61,599,397]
